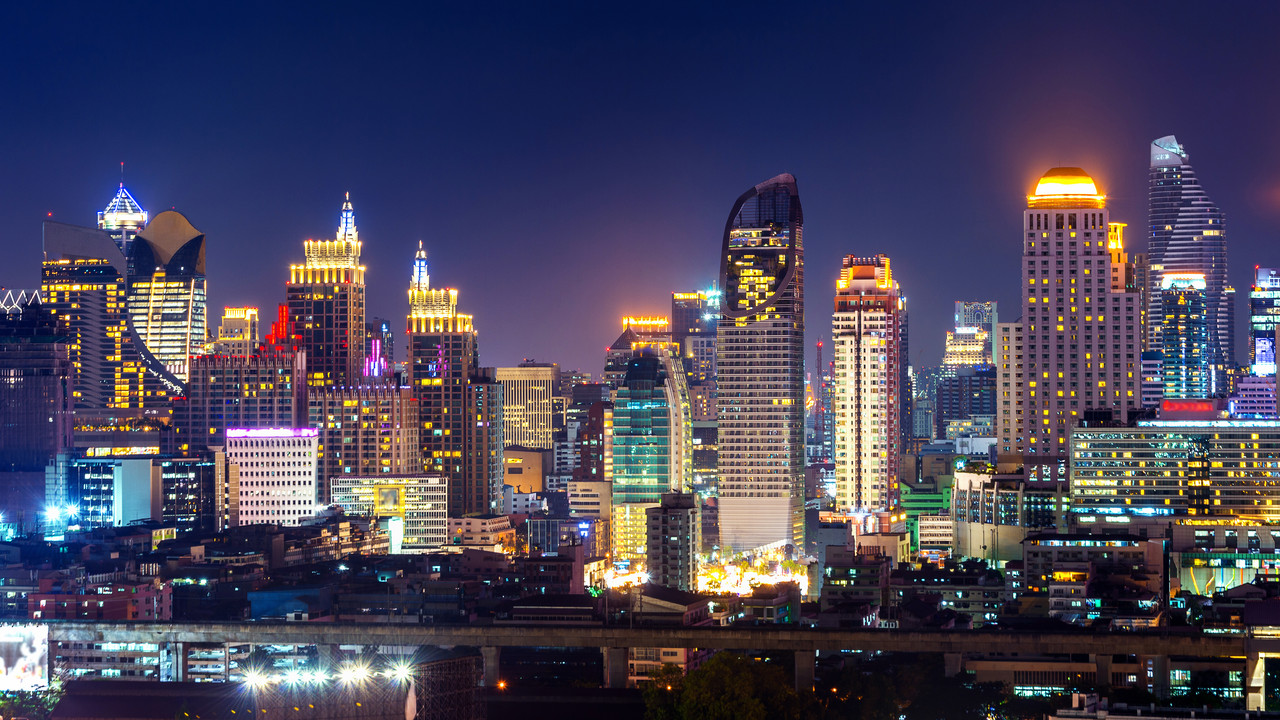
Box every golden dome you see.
[1028,167,1105,208]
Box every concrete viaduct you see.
[41,622,1280,709]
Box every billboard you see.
[0,624,47,691]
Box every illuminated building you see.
[1147,136,1233,392]
[1229,375,1277,419]
[1250,268,1280,376]
[950,467,1068,562]
[671,290,718,349]
[286,194,366,388]
[1070,418,1280,521]
[171,351,306,451]
[363,316,395,379]
[610,352,692,569]
[645,492,701,591]
[214,307,259,356]
[716,173,805,554]
[1140,350,1164,408]
[97,182,147,256]
[307,385,420,504]
[330,474,447,552]
[226,428,319,527]
[1160,273,1210,399]
[831,254,904,514]
[126,210,207,382]
[404,242,503,517]
[941,328,989,373]
[603,317,674,389]
[42,220,180,411]
[496,362,561,450]
[955,301,997,356]
[935,366,997,439]
[1019,167,1142,461]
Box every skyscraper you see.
[1148,136,1233,392]
[215,307,260,356]
[954,301,997,362]
[496,362,561,450]
[404,242,503,517]
[1250,268,1280,376]
[127,211,208,382]
[98,182,147,256]
[307,384,420,505]
[286,194,366,388]
[716,173,804,553]
[1160,273,1210,399]
[610,351,692,569]
[831,254,904,514]
[1020,168,1141,461]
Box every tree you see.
[642,653,807,720]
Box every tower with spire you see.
[285,194,367,388]
[403,243,504,517]
[98,181,148,255]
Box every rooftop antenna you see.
[120,161,124,187]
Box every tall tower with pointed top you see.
[286,194,367,388]
[98,183,148,256]
[405,244,503,517]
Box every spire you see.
[412,240,430,289]
[336,192,358,243]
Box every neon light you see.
[226,428,319,439]
[1161,399,1215,413]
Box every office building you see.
[1230,375,1277,419]
[1140,350,1164,408]
[330,474,448,553]
[716,173,805,553]
[171,351,306,452]
[831,254,904,514]
[1019,167,1142,460]
[1160,273,1211,399]
[1251,268,1280,376]
[935,366,997,440]
[941,328,989,374]
[496,362,560,450]
[226,428,319,527]
[214,308,259,356]
[950,468,1068,562]
[363,316,395,379]
[611,351,692,569]
[286,194,366,388]
[0,295,72,520]
[307,385,420,505]
[1071,419,1280,521]
[404,242,503,517]
[126,211,207,383]
[955,301,997,356]
[42,221,181,411]
[1147,136,1233,392]
[603,317,674,389]
[646,493,701,591]
[671,290,718,349]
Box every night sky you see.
[4,2,1279,376]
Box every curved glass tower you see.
[716,173,805,554]
[1148,136,1232,393]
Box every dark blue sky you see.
[4,2,1279,375]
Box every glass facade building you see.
[126,211,207,383]
[1147,136,1233,393]
[716,173,805,554]
[1160,273,1210,399]
[1251,267,1280,376]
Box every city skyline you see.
[2,4,1279,375]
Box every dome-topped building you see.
[1028,167,1105,209]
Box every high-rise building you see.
[404,243,502,517]
[496,362,561,451]
[610,351,692,569]
[1019,167,1141,460]
[226,427,319,527]
[935,366,997,439]
[995,322,1024,456]
[831,254,904,514]
[42,220,181,411]
[363,317,395,380]
[716,173,805,553]
[286,194,366,388]
[1148,136,1233,392]
[940,328,989,372]
[215,307,260,356]
[98,182,147,256]
[604,317,673,389]
[955,302,998,347]
[1250,268,1280,376]
[1160,273,1211,399]
[171,351,306,452]
[671,291,718,350]
[646,492,701,591]
[0,293,72,520]
[126,211,208,382]
[307,385,420,505]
